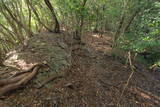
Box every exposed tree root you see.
[0,64,45,96]
[37,75,63,89]
[11,63,45,77]
[0,70,13,76]
[130,87,160,104]
[0,73,29,86]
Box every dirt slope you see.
[1,32,160,107]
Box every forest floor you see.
[1,32,160,107]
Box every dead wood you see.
[37,75,63,89]
[0,66,40,96]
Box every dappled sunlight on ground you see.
[1,32,159,107]
[92,34,101,38]
[82,32,112,56]
[4,50,36,71]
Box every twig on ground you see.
[117,51,135,106]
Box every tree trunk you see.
[73,0,88,43]
[124,8,141,33]
[0,23,17,41]
[113,15,125,45]
[79,0,87,35]
[26,0,52,32]
[26,0,32,37]
[1,1,34,37]
[44,0,60,33]
[0,8,22,42]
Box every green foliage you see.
[118,1,160,66]
[0,0,159,68]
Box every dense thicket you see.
[0,0,160,67]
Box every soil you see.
[0,32,160,107]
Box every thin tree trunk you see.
[26,0,32,37]
[93,8,99,33]
[11,1,23,37]
[0,9,22,42]
[79,0,88,35]
[124,5,141,32]
[113,15,125,44]
[26,0,52,32]
[74,0,88,43]
[112,0,130,47]
[0,48,3,66]
[44,0,60,33]
[0,30,15,45]
[1,1,33,37]
[0,23,17,41]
